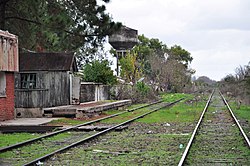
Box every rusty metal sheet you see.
[0,30,18,72]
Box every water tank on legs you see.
[109,26,138,50]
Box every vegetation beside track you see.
[230,102,250,138]
[137,98,205,123]
[0,133,41,148]
[231,104,250,121]
[221,95,250,138]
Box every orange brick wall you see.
[0,72,15,121]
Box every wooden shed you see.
[15,52,80,118]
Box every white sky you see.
[104,0,250,81]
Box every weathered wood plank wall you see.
[15,71,70,108]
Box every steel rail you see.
[178,90,215,166]
[23,99,183,166]
[0,100,163,153]
[219,91,250,148]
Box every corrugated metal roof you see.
[19,52,78,72]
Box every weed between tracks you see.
[45,123,191,165]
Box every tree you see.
[131,35,194,92]
[168,45,193,68]
[220,61,250,104]
[119,52,142,85]
[133,35,168,75]
[82,60,117,85]
[0,0,121,64]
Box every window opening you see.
[0,72,6,96]
[21,73,37,89]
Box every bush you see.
[82,60,117,85]
[136,82,150,96]
[114,84,158,103]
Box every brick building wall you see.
[0,72,15,121]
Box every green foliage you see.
[0,0,121,64]
[82,60,117,85]
[168,45,193,67]
[119,52,142,84]
[134,34,168,61]
[133,35,168,76]
[135,82,150,96]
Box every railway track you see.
[0,100,164,153]
[0,98,183,166]
[178,90,250,165]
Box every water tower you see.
[109,26,138,76]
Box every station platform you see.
[43,100,132,118]
[0,118,60,126]
[3,100,132,126]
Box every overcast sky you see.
[104,0,250,81]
